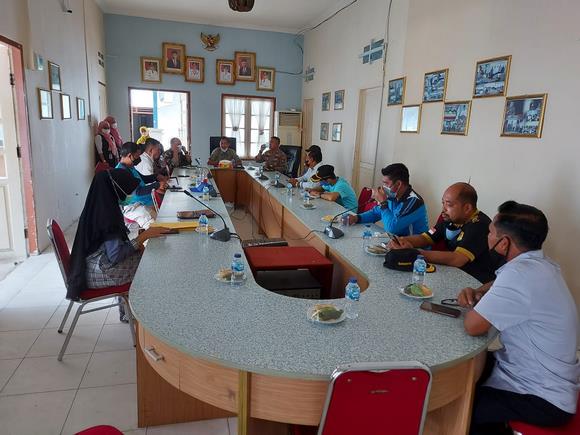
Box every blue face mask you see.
[445,222,462,240]
[382,183,397,199]
[320,180,330,188]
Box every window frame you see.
[221,93,276,158]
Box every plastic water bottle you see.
[198,213,209,235]
[231,253,245,286]
[412,255,427,285]
[303,191,310,206]
[345,277,361,319]
[286,183,293,196]
[202,185,210,201]
[274,173,280,186]
[362,225,372,250]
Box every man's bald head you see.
[441,182,478,224]
[447,182,478,207]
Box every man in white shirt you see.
[135,138,167,181]
[288,145,322,189]
[458,201,579,434]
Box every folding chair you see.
[47,219,136,361]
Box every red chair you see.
[510,398,580,435]
[47,219,136,361]
[357,187,377,214]
[151,189,164,213]
[75,425,123,435]
[295,361,432,435]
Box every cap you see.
[315,164,336,180]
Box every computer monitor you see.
[209,136,237,153]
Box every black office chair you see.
[209,136,237,153]
[281,145,302,178]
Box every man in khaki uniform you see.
[255,136,287,173]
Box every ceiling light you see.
[228,0,255,12]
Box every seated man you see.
[115,142,167,228]
[389,182,496,283]
[289,145,322,189]
[309,164,357,210]
[162,137,191,173]
[460,201,579,434]
[208,136,242,167]
[136,138,169,180]
[255,136,287,173]
[348,163,428,236]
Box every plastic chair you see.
[47,219,136,361]
[358,187,377,213]
[510,396,580,435]
[75,425,123,435]
[151,189,163,213]
[296,361,432,435]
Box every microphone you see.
[324,199,374,239]
[183,190,231,242]
[194,158,213,179]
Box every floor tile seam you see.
[0,357,26,394]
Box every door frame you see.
[0,34,37,255]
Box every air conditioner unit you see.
[274,111,302,146]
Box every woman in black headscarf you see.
[68,169,169,303]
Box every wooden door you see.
[352,87,381,193]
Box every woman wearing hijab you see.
[68,169,169,319]
[104,116,123,155]
[95,120,119,167]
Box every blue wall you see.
[104,14,303,161]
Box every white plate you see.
[214,273,247,283]
[307,306,346,324]
[300,204,317,210]
[364,245,387,256]
[399,286,433,300]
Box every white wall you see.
[1,0,105,251]
[304,0,580,305]
[302,0,389,179]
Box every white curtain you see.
[253,100,271,155]
[225,98,244,145]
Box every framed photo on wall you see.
[141,57,162,83]
[60,93,71,120]
[387,77,405,105]
[331,123,342,142]
[320,122,329,141]
[162,42,186,74]
[501,94,547,138]
[257,67,275,91]
[234,51,256,82]
[441,101,471,135]
[216,59,235,85]
[185,56,204,83]
[77,97,86,120]
[322,92,331,111]
[473,55,511,98]
[422,69,448,103]
[400,104,421,133]
[38,89,53,119]
[334,90,345,110]
[48,61,61,92]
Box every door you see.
[301,98,313,175]
[0,43,26,259]
[352,87,382,193]
[98,81,107,121]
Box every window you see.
[222,95,275,158]
[129,88,190,150]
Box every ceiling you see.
[96,0,352,34]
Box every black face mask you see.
[489,237,509,268]
[132,157,142,166]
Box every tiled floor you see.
[0,224,236,435]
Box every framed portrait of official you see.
[140,57,162,83]
[423,68,448,103]
[501,94,547,138]
[256,67,275,91]
[441,101,472,135]
[216,59,235,85]
[185,56,204,83]
[473,55,511,98]
[162,42,185,74]
[234,51,256,82]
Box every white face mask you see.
[103,129,111,135]
[111,123,118,129]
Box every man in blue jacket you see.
[348,163,428,236]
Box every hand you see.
[288,178,299,187]
[158,181,169,191]
[157,174,169,182]
[137,226,172,246]
[309,190,321,198]
[372,187,387,203]
[260,144,267,152]
[387,237,412,250]
[347,214,359,225]
[457,287,483,308]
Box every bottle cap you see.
[234,253,242,258]
[417,254,424,260]
[349,277,357,283]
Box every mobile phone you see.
[420,301,461,318]
[163,228,180,234]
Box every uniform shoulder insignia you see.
[457,231,464,241]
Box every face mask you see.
[111,123,118,129]
[132,157,141,166]
[220,146,228,151]
[445,222,462,241]
[383,183,397,199]
[489,237,509,266]
[103,129,110,135]
[320,180,330,188]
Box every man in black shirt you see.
[389,182,497,283]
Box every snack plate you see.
[300,204,317,210]
[399,287,434,300]
[307,306,346,324]
[364,245,387,256]
[214,273,247,283]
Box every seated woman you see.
[68,169,169,321]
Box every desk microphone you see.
[194,158,213,179]
[324,199,374,239]
[183,190,231,242]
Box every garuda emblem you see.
[200,33,220,51]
